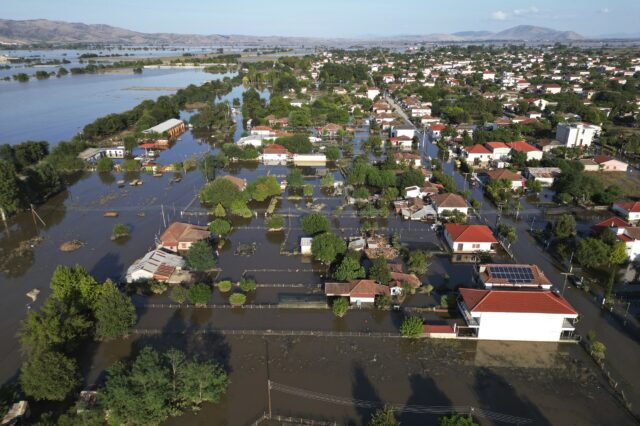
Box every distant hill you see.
[0,19,586,46]
[488,25,584,41]
[452,31,492,37]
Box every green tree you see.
[170,285,188,303]
[229,293,246,306]
[438,413,479,426]
[199,177,243,208]
[239,277,257,292]
[265,214,285,230]
[50,264,102,311]
[217,280,233,292]
[527,179,543,194]
[497,224,517,244]
[20,350,80,401]
[400,316,423,338]
[396,169,425,189]
[112,223,130,239]
[96,156,114,172]
[19,299,92,355]
[320,173,335,187]
[301,213,330,235]
[101,347,171,425]
[591,341,606,362]
[332,297,349,318]
[187,283,211,306]
[287,168,304,188]
[311,232,346,264]
[186,241,217,271]
[369,407,399,426]
[303,184,314,197]
[369,256,391,284]
[175,359,229,408]
[325,146,341,161]
[94,280,136,340]
[229,199,252,218]
[0,160,21,214]
[248,175,281,201]
[208,219,231,237]
[576,238,610,268]
[407,250,430,275]
[554,214,576,239]
[212,203,226,217]
[334,251,365,281]
[609,240,628,265]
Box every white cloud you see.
[491,6,541,21]
[599,8,610,14]
[491,10,509,21]
[513,6,539,16]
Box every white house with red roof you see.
[542,84,562,94]
[428,124,446,139]
[444,224,497,253]
[507,141,543,161]
[484,142,511,161]
[432,193,469,217]
[612,201,640,223]
[463,144,492,164]
[593,217,640,261]
[458,288,578,341]
[261,144,291,162]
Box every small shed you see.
[300,237,313,255]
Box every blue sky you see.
[3,0,640,37]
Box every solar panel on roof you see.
[489,266,534,283]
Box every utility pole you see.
[560,272,572,296]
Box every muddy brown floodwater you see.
[84,332,635,425]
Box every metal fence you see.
[131,328,401,338]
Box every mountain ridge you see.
[0,19,587,45]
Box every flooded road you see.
[83,333,635,425]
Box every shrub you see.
[301,213,330,235]
[217,280,232,293]
[332,297,349,317]
[239,278,257,292]
[120,159,140,172]
[229,293,246,306]
[112,223,130,239]
[208,219,231,237]
[187,283,211,306]
[400,316,423,338]
[149,280,167,295]
[96,157,114,172]
[266,214,285,230]
[170,285,188,303]
[303,184,314,197]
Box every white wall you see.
[475,312,572,341]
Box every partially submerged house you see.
[158,222,210,253]
[126,249,186,283]
[458,288,578,342]
[325,280,390,304]
[443,224,497,253]
[474,264,553,290]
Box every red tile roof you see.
[464,144,491,154]
[324,280,390,298]
[592,216,630,231]
[423,324,456,334]
[159,222,210,246]
[459,288,577,315]
[444,224,497,243]
[485,141,510,151]
[430,124,446,131]
[507,141,540,153]
[615,201,640,213]
[432,193,468,209]
[485,169,522,182]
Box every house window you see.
[457,243,464,250]
[472,244,481,249]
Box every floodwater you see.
[0,81,639,424]
[83,333,634,425]
[0,68,235,144]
